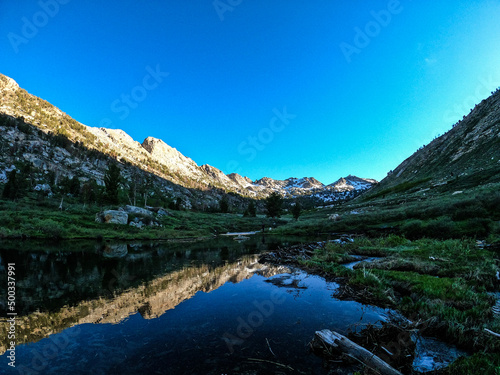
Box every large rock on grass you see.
[124,205,154,217]
[102,210,128,225]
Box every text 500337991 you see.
[7,263,16,368]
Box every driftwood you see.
[485,328,500,338]
[259,242,321,265]
[314,329,403,375]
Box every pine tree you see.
[219,197,229,213]
[292,200,302,221]
[104,163,121,205]
[69,176,80,197]
[82,180,98,205]
[244,201,257,217]
[139,174,154,207]
[2,170,18,200]
[265,192,283,218]
[174,197,183,210]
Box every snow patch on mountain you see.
[328,175,377,192]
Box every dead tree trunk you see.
[314,329,403,375]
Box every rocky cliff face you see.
[0,73,377,204]
[141,137,206,181]
[227,173,253,187]
[0,75,18,92]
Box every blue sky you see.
[1,1,499,183]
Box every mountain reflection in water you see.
[0,237,395,374]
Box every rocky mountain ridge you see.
[371,87,500,196]
[0,73,377,205]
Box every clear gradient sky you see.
[1,1,499,183]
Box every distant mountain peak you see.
[0,72,378,205]
[328,175,378,192]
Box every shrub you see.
[445,353,500,375]
[458,218,492,238]
[400,220,425,240]
[419,204,449,220]
[37,219,66,239]
[426,217,458,239]
[380,234,408,247]
[0,227,12,238]
[452,198,478,210]
[480,191,500,217]
[452,204,488,221]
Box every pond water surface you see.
[0,236,465,374]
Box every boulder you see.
[102,210,128,225]
[124,205,154,217]
[129,221,145,229]
[328,214,341,221]
[34,184,52,196]
[157,208,171,217]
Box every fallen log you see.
[485,328,500,339]
[314,329,403,375]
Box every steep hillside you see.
[0,73,377,205]
[370,88,500,197]
[0,74,243,194]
